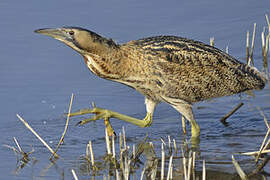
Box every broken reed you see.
[246,15,270,73]
[262,15,270,74]
[246,23,256,66]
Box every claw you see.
[76,112,107,125]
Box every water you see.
[1,0,270,179]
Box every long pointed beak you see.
[34,28,66,40]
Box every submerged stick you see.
[16,114,59,158]
[50,93,74,160]
[220,102,244,125]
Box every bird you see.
[35,27,266,139]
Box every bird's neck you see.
[82,48,124,80]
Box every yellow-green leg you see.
[69,98,157,133]
[172,103,200,138]
[70,107,153,127]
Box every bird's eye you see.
[69,31,74,35]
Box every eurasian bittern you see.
[35,27,266,139]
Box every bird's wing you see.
[129,36,265,103]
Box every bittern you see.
[35,27,266,139]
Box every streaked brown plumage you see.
[35,27,266,138]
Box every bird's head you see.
[35,27,118,55]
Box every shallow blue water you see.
[1,0,270,179]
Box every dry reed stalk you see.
[181,148,187,180]
[248,156,270,177]
[192,152,196,169]
[166,155,173,180]
[263,135,270,152]
[182,116,186,134]
[160,138,166,146]
[266,14,270,32]
[3,144,19,158]
[120,149,124,173]
[246,30,250,63]
[248,23,256,66]
[50,93,74,160]
[119,132,123,150]
[89,141,95,168]
[71,169,79,180]
[240,149,270,156]
[4,137,34,167]
[140,167,146,180]
[255,130,270,162]
[132,144,135,160]
[85,143,91,174]
[105,128,111,155]
[123,151,130,180]
[262,27,269,72]
[168,136,172,155]
[13,137,23,153]
[115,169,120,180]
[257,107,270,129]
[112,134,116,158]
[122,127,127,149]
[16,114,59,158]
[173,139,177,156]
[254,107,270,162]
[210,37,214,46]
[232,155,247,180]
[220,102,244,125]
[202,160,206,180]
[187,152,192,180]
[226,45,229,54]
[161,142,165,180]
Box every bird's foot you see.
[68,103,116,136]
[69,103,153,133]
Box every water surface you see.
[1,0,270,179]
